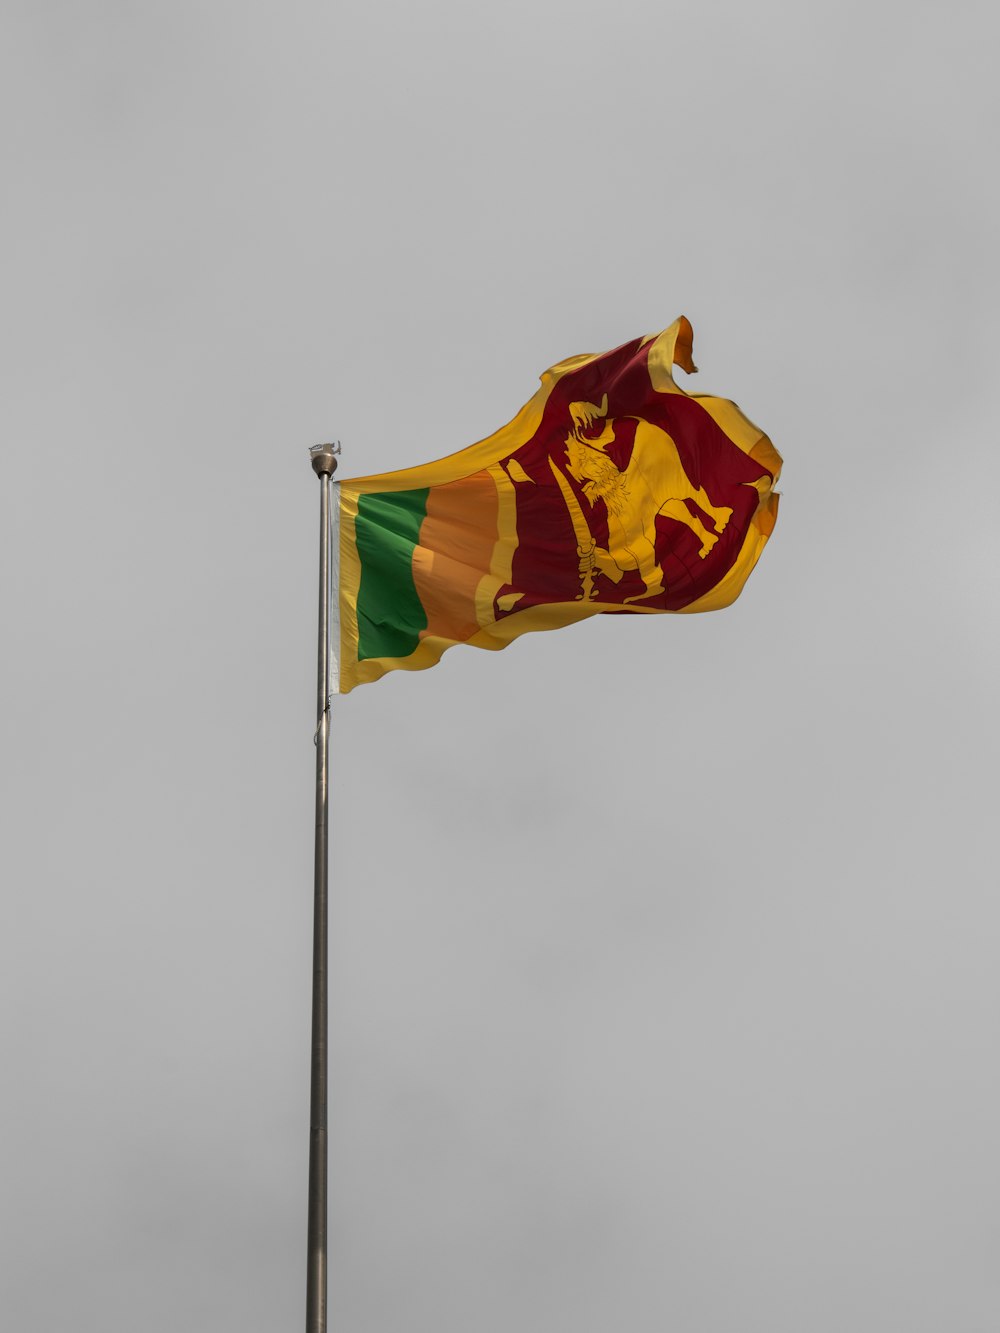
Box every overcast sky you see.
[2,2,999,1330]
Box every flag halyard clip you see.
[313,695,332,746]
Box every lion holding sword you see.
[557,392,733,602]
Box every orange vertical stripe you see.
[412,470,499,645]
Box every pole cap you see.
[310,442,341,477]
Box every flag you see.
[332,317,781,693]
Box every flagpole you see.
[307,443,339,1333]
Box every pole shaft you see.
[306,468,331,1333]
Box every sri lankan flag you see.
[332,317,781,693]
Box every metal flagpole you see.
[306,442,339,1333]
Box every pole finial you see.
[310,442,341,477]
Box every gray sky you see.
[2,2,998,1330]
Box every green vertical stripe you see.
[355,488,429,661]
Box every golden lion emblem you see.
[559,393,733,602]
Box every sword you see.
[548,456,599,601]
